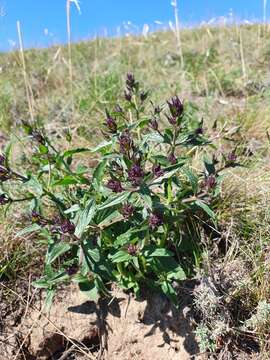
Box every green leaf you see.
[75,199,96,238]
[144,247,174,257]
[110,250,132,263]
[46,242,71,264]
[91,140,113,153]
[62,148,90,158]
[32,278,49,289]
[167,266,186,280]
[44,288,56,311]
[204,155,216,175]
[25,176,43,196]
[161,281,177,304]
[16,223,41,238]
[182,167,198,193]
[64,204,80,214]
[78,280,99,301]
[53,176,79,186]
[92,160,107,190]
[97,191,130,211]
[194,200,215,219]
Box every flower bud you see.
[152,164,164,177]
[128,164,144,186]
[148,212,164,230]
[127,244,138,256]
[0,166,10,182]
[124,90,132,102]
[168,153,177,164]
[140,91,148,102]
[167,96,184,118]
[105,110,117,133]
[119,130,132,154]
[60,219,75,234]
[150,117,158,131]
[120,203,135,219]
[107,179,124,193]
[126,73,136,90]
[0,154,6,166]
[227,152,237,163]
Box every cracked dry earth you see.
[0,284,204,360]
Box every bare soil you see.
[0,284,203,360]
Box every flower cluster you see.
[104,109,117,133]
[166,96,184,125]
[148,212,164,230]
[120,203,135,219]
[128,164,144,186]
[126,243,139,256]
[107,179,124,193]
[119,130,133,155]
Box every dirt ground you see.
[0,283,204,360]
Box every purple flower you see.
[0,154,6,165]
[227,152,237,163]
[126,73,136,90]
[105,110,117,133]
[119,130,132,154]
[148,212,164,230]
[167,96,184,118]
[31,211,48,227]
[60,219,75,234]
[150,117,158,131]
[152,164,164,177]
[165,114,177,126]
[124,90,132,102]
[107,179,124,193]
[115,104,123,113]
[0,166,10,181]
[168,153,177,164]
[66,264,78,276]
[140,91,148,102]
[128,164,144,186]
[32,130,45,145]
[0,194,10,205]
[195,127,204,135]
[120,203,135,219]
[203,175,217,190]
[127,244,138,256]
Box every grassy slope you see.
[0,24,270,357]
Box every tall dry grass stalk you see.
[263,0,267,29]
[66,0,81,114]
[16,21,35,123]
[239,27,247,81]
[171,0,184,68]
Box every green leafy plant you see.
[0,74,226,306]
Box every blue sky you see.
[0,0,268,51]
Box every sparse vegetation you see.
[0,22,270,359]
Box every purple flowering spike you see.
[227,152,237,163]
[152,164,164,178]
[31,211,48,227]
[115,104,123,113]
[105,110,117,133]
[148,212,164,230]
[107,179,124,193]
[0,194,10,205]
[167,96,184,118]
[140,91,148,102]
[126,73,136,90]
[60,219,75,234]
[66,264,78,276]
[32,130,45,145]
[124,90,132,102]
[128,164,144,186]
[127,244,138,256]
[119,130,132,154]
[165,114,177,126]
[0,166,10,181]
[203,175,217,190]
[168,153,177,164]
[150,117,158,131]
[0,154,6,165]
[121,203,135,219]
